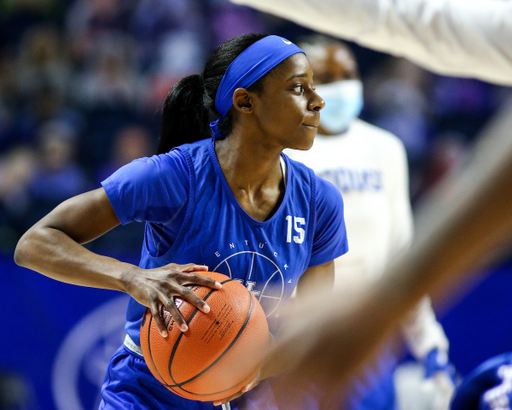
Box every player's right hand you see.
[121,263,222,337]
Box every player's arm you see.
[14,188,221,335]
[15,188,128,288]
[295,260,335,299]
[231,0,512,86]
[265,117,512,391]
[387,135,453,379]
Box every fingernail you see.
[180,324,188,332]
[203,304,210,313]
[161,330,168,338]
[242,385,249,392]
[215,281,222,288]
[213,402,221,406]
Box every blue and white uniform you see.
[99,137,348,409]
[286,119,450,410]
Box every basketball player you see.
[14,33,349,409]
[284,36,454,410]
[230,0,512,86]
[225,0,512,403]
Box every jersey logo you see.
[319,168,382,192]
[213,251,284,318]
[281,38,292,45]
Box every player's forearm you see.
[232,0,512,85]
[271,123,512,388]
[14,223,135,292]
[330,128,512,370]
[231,0,377,44]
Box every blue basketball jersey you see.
[102,137,348,347]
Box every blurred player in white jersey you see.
[285,35,455,410]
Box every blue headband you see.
[210,35,305,138]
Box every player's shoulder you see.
[314,173,342,196]
[314,172,344,212]
[114,149,189,187]
[142,148,188,173]
[284,153,341,201]
[283,152,314,177]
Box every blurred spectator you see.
[368,59,431,162]
[0,370,34,409]
[430,76,497,141]
[71,33,141,171]
[6,83,84,154]
[208,0,266,45]
[95,124,153,184]
[419,132,470,196]
[365,58,432,198]
[91,124,153,254]
[0,0,63,50]
[71,34,140,109]
[129,0,207,70]
[157,30,206,79]
[24,120,89,228]
[65,0,131,68]
[0,146,37,252]
[16,24,71,100]
[0,55,17,150]
[0,0,507,257]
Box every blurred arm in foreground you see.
[265,101,512,394]
[231,0,512,86]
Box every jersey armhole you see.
[303,168,316,273]
[146,149,197,265]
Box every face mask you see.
[315,79,364,134]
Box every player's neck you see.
[214,136,285,222]
[214,135,283,187]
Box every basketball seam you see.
[175,360,261,397]
[146,278,234,395]
[145,313,181,396]
[166,286,254,390]
[173,294,263,398]
[167,278,235,386]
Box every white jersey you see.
[285,119,448,358]
[231,0,512,86]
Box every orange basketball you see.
[140,271,270,402]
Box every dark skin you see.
[14,52,332,405]
[256,44,512,403]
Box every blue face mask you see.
[315,79,364,134]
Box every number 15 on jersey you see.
[286,215,305,244]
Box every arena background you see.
[1,0,512,408]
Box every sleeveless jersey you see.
[102,137,348,347]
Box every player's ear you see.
[232,88,253,114]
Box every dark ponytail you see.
[157,32,270,154]
[157,74,208,154]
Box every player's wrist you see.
[118,263,142,295]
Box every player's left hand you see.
[213,334,278,406]
[422,349,458,410]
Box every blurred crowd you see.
[0,0,510,255]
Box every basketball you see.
[140,271,270,402]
